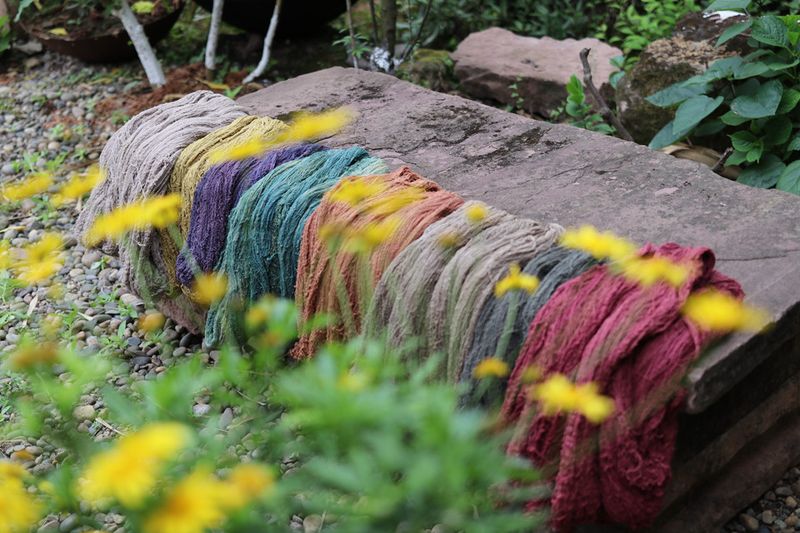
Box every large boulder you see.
[451,27,621,118]
[616,37,734,145]
[238,67,800,531]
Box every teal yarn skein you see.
[205,147,387,346]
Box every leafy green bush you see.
[647,1,800,194]
[598,0,700,64]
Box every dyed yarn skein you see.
[426,215,563,382]
[459,247,598,406]
[161,115,287,289]
[75,91,247,332]
[291,167,464,359]
[205,147,387,346]
[501,244,744,531]
[363,202,509,361]
[175,143,326,286]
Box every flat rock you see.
[239,67,800,416]
[451,27,621,117]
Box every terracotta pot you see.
[21,3,184,64]
[193,0,346,36]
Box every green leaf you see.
[694,119,726,136]
[721,110,749,125]
[730,80,783,118]
[777,88,800,114]
[648,120,684,149]
[763,116,792,146]
[745,145,763,162]
[751,16,790,48]
[705,0,750,10]
[737,154,785,188]
[673,95,725,137]
[730,131,758,152]
[717,20,753,47]
[733,61,772,79]
[646,82,710,107]
[727,150,749,166]
[787,134,800,151]
[696,56,744,82]
[566,75,584,105]
[777,161,800,194]
[131,1,155,14]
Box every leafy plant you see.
[551,75,615,135]
[0,15,11,55]
[598,0,700,65]
[647,2,800,194]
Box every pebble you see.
[72,405,96,421]
[761,510,775,525]
[59,514,79,532]
[740,514,759,531]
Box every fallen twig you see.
[579,48,633,142]
[711,147,734,174]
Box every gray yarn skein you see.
[427,216,564,383]
[363,202,508,361]
[458,246,598,406]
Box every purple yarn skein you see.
[176,143,327,285]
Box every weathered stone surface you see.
[239,67,800,528]
[616,37,734,144]
[451,27,621,117]
[673,11,751,54]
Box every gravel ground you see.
[0,47,797,533]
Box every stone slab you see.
[238,66,800,415]
[451,27,621,117]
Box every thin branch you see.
[204,0,225,74]
[368,0,379,45]
[243,0,283,84]
[381,0,397,68]
[711,147,734,174]
[115,0,166,87]
[400,0,433,61]
[344,0,359,70]
[579,48,632,142]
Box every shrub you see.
[647,1,800,194]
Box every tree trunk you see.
[344,0,358,69]
[380,0,396,66]
[204,0,225,74]
[115,0,166,87]
[243,0,282,84]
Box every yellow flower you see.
[86,194,180,245]
[436,232,461,249]
[220,463,275,510]
[0,475,42,533]
[681,289,769,333]
[1,172,53,201]
[560,225,637,262]
[131,1,155,14]
[49,27,68,36]
[494,263,540,297]
[0,461,28,481]
[143,469,228,533]
[245,305,270,331]
[208,138,269,164]
[191,273,228,306]
[319,221,347,245]
[520,365,543,384]
[366,187,426,216]
[343,217,401,254]
[337,371,369,392]
[531,374,614,424]
[7,342,59,371]
[0,241,11,270]
[13,233,64,285]
[138,312,166,333]
[329,177,387,207]
[465,203,488,223]
[51,165,105,206]
[617,256,689,288]
[277,107,354,144]
[473,357,510,379]
[79,422,191,508]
